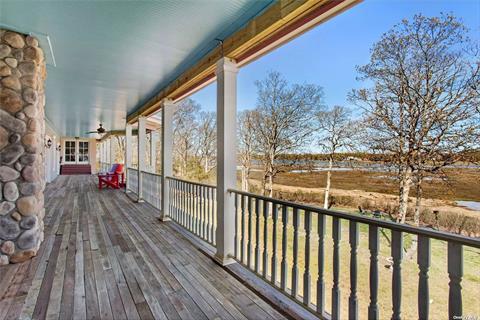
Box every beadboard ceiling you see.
[0,0,273,137]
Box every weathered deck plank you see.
[0,175,288,320]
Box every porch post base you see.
[135,199,144,203]
[158,215,171,222]
[213,254,236,266]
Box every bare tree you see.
[115,135,125,163]
[238,110,257,192]
[173,99,200,177]
[253,71,324,196]
[195,111,216,173]
[316,105,357,209]
[350,13,480,223]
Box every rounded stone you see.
[17,228,39,250]
[0,65,11,77]
[16,196,37,216]
[23,104,38,117]
[22,88,37,104]
[0,202,15,216]
[22,166,39,182]
[0,240,14,255]
[3,181,19,202]
[0,254,8,266]
[19,153,37,165]
[26,36,38,47]
[1,76,21,91]
[16,112,25,120]
[21,134,39,153]
[9,133,21,144]
[18,61,36,75]
[0,88,23,113]
[0,144,25,165]
[4,58,17,68]
[0,44,11,59]
[3,32,25,49]
[9,249,36,263]
[0,109,26,133]
[11,211,21,222]
[20,216,37,230]
[0,217,21,240]
[23,46,41,62]
[0,127,8,150]
[20,76,37,89]
[14,162,22,171]
[0,166,20,182]
[28,119,40,132]
[12,49,23,61]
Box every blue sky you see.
[190,0,480,113]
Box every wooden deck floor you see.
[0,175,287,320]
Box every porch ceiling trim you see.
[127,0,361,123]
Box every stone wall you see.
[0,30,46,265]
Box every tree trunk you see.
[414,176,423,226]
[397,166,412,223]
[268,174,273,198]
[323,156,333,209]
[241,166,247,191]
[204,157,209,173]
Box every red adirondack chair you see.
[98,164,125,189]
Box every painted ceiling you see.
[0,0,273,137]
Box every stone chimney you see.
[0,29,47,264]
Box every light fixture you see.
[56,144,61,151]
[46,138,52,148]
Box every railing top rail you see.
[228,188,480,248]
[166,176,216,189]
[140,170,162,176]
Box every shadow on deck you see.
[0,175,287,320]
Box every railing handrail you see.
[166,176,217,189]
[228,188,480,248]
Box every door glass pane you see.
[65,141,75,162]
[78,141,89,162]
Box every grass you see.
[249,168,480,202]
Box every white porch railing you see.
[167,177,217,246]
[126,168,162,210]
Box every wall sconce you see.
[56,144,61,152]
[45,138,53,149]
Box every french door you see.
[64,140,89,164]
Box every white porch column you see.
[125,124,132,192]
[215,57,238,265]
[110,136,116,165]
[160,100,176,221]
[137,116,147,202]
[150,131,159,173]
[99,141,103,168]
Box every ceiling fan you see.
[85,123,106,135]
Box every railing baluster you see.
[262,200,269,279]
[213,188,216,244]
[280,205,288,291]
[448,242,463,319]
[317,213,326,315]
[303,210,312,306]
[417,235,430,320]
[241,195,246,263]
[349,221,359,320]
[203,186,207,239]
[292,208,299,298]
[194,184,198,234]
[368,225,379,320]
[271,203,278,285]
[247,196,253,268]
[234,193,238,258]
[391,230,403,320]
[255,198,261,273]
[332,217,341,320]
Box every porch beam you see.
[127,0,360,123]
[160,100,176,221]
[215,57,238,266]
[137,117,147,202]
[125,124,132,192]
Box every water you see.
[456,201,480,211]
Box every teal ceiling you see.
[0,0,273,137]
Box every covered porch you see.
[0,175,288,320]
